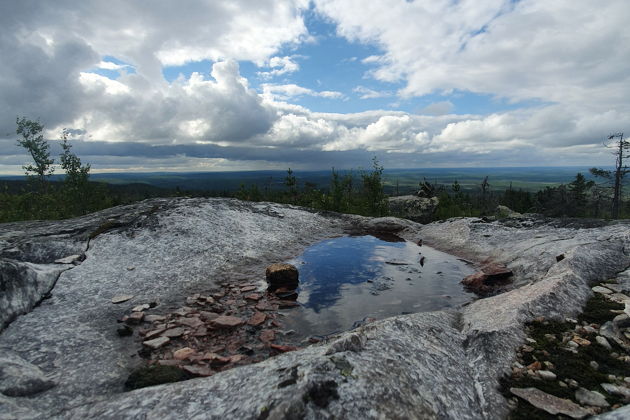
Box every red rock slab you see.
[248,312,267,326]
[143,336,170,349]
[270,344,300,353]
[144,327,167,340]
[193,327,208,337]
[255,302,279,311]
[229,354,247,363]
[161,327,185,338]
[199,311,220,321]
[182,365,213,377]
[240,286,257,292]
[144,314,166,323]
[173,347,196,360]
[177,317,204,329]
[277,300,300,309]
[244,293,262,301]
[259,329,276,344]
[211,315,245,328]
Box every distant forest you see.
[2,118,628,223]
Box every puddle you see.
[282,235,475,340]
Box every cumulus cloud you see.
[1,0,629,173]
[257,56,301,79]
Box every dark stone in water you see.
[266,263,299,290]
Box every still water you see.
[281,235,475,339]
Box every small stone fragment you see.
[161,327,185,338]
[199,311,220,321]
[590,361,599,370]
[265,263,299,289]
[510,387,590,418]
[601,383,630,399]
[592,286,613,294]
[111,295,134,304]
[132,304,150,312]
[177,317,204,329]
[244,293,261,301]
[538,370,557,381]
[211,316,244,328]
[144,315,166,323]
[270,344,300,353]
[182,366,213,377]
[248,312,267,326]
[575,387,609,407]
[572,336,591,346]
[54,255,81,264]
[240,286,257,292]
[143,336,170,349]
[259,329,276,344]
[173,347,196,360]
[125,311,145,324]
[144,328,166,340]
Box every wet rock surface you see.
[1,200,629,419]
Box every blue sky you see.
[1,0,629,173]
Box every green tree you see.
[568,172,594,216]
[360,157,388,216]
[284,168,297,202]
[16,117,54,188]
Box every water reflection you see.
[283,235,475,339]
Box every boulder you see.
[265,263,299,289]
[388,195,439,224]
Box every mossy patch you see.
[124,364,192,391]
[578,294,624,325]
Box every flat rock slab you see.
[511,387,590,418]
[142,336,170,349]
[211,315,244,328]
[111,295,134,304]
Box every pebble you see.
[567,340,579,349]
[595,335,612,350]
[111,295,134,304]
[567,379,579,388]
[589,361,599,370]
[538,370,557,381]
[211,315,245,328]
[575,387,609,407]
[592,286,613,294]
[572,336,591,346]
[143,336,170,349]
[173,347,196,360]
[601,383,630,399]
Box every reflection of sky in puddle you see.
[284,235,475,339]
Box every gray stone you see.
[596,335,612,350]
[142,336,170,349]
[387,196,439,224]
[592,286,613,294]
[538,370,557,380]
[510,387,590,418]
[575,387,609,407]
[111,295,134,304]
[600,383,630,399]
[54,255,82,264]
[592,404,630,419]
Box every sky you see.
[1,0,629,174]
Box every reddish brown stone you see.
[277,300,300,309]
[255,302,279,311]
[270,344,300,353]
[527,361,542,371]
[161,327,185,338]
[182,365,213,377]
[173,347,196,360]
[144,327,167,340]
[193,327,208,337]
[177,317,204,329]
[240,286,257,292]
[259,329,276,344]
[211,315,244,328]
[157,359,182,366]
[244,293,262,301]
[229,354,247,363]
[248,312,267,326]
[199,311,220,321]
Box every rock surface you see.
[1,198,629,419]
[387,195,439,224]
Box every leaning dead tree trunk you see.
[611,133,626,219]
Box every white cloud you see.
[97,60,131,71]
[420,101,454,116]
[261,83,345,101]
[257,56,301,79]
[353,86,392,99]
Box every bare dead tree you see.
[590,132,629,219]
